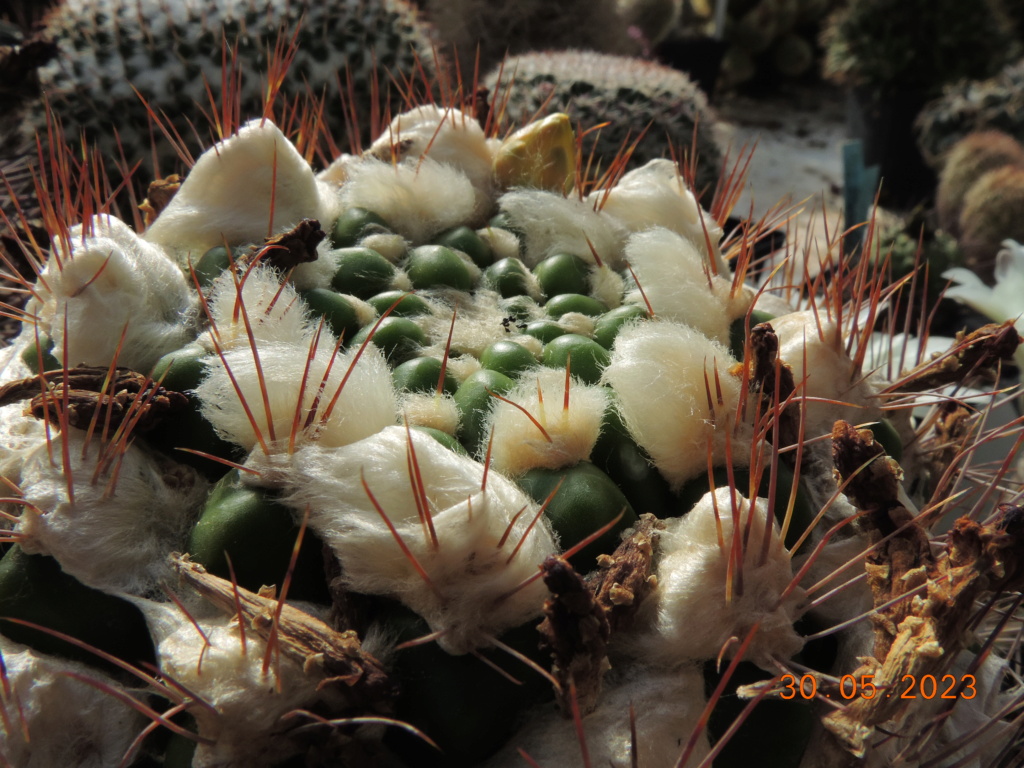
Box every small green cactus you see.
[958,164,1024,282]
[485,51,723,198]
[936,130,1024,236]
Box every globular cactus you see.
[1,48,1023,768]
[936,130,1024,236]
[485,51,723,198]
[2,0,442,178]
[958,164,1024,282]
[916,57,1024,167]
[421,0,639,83]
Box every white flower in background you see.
[944,239,1024,373]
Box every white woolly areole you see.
[141,604,328,768]
[603,321,743,490]
[498,190,627,268]
[33,215,193,372]
[0,402,48,482]
[771,311,878,436]
[288,238,344,290]
[197,340,397,453]
[484,367,608,475]
[478,225,521,262]
[399,392,460,434]
[15,433,207,593]
[637,489,804,668]
[202,264,312,352]
[341,157,477,244]
[417,290,539,360]
[624,227,730,344]
[484,666,709,768]
[0,636,146,768]
[591,264,624,308]
[144,119,341,262]
[594,158,727,273]
[249,427,556,654]
[367,106,495,221]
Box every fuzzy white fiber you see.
[595,159,727,274]
[602,321,743,490]
[144,119,342,262]
[635,489,804,669]
[623,227,730,344]
[483,367,608,475]
[417,290,540,360]
[478,225,522,262]
[197,339,397,453]
[30,215,194,373]
[15,433,208,593]
[366,106,496,221]
[0,636,146,768]
[399,392,460,435]
[248,426,556,654]
[141,603,329,768]
[0,402,48,483]
[288,238,346,290]
[771,311,878,437]
[202,263,313,351]
[498,190,627,268]
[340,156,478,244]
[484,666,710,768]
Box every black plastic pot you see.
[846,87,936,210]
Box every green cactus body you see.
[0,54,1020,767]
[485,51,723,198]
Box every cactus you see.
[936,130,1024,236]
[421,0,638,82]
[2,0,442,179]
[484,51,723,199]
[1,43,1023,768]
[915,57,1024,167]
[958,164,1024,283]
[820,0,1018,102]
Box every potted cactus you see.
[821,0,1019,208]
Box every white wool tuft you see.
[478,225,522,262]
[484,666,710,768]
[288,238,343,290]
[418,291,539,360]
[141,602,328,768]
[366,106,495,220]
[197,340,397,453]
[498,190,627,268]
[484,367,608,475]
[203,263,313,351]
[771,311,879,436]
[33,215,194,372]
[591,264,624,308]
[595,158,727,274]
[0,636,146,768]
[341,157,477,244]
[399,392,461,434]
[144,119,340,263]
[602,321,743,490]
[624,227,730,344]
[15,433,208,593]
[0,402,48,481]
[359,232,409,263]
[248,427,556,655]
[636,488,804,668]
[555,312,596,337]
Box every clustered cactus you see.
[485,50,723,198]
[916,57,1024,168]
[0,30,1023,768]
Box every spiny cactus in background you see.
[485,51,722,198]
[421,0,639,85]
[958,164,1024,283]
[916,57,1024,168]
[936,130,1024,236]
[2,41,1024,768]
[2,0,442,179]
[821,0,1018,102]
[675,0,835,90]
